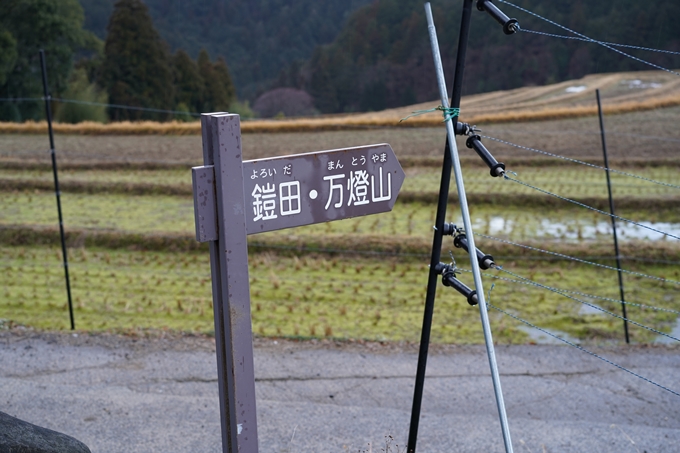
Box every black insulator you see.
[441,222,458,236]
[453,234,495,270]
[476,0,519,35]
[435,263,478,306]
[455,121,472,136]
[466,135,505,177]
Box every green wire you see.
[399,105,460,123]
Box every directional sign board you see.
[191,113,406,453]
[243,144,404,233]
[193,144,405,240]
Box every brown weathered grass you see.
[2,69,679,135]
[0,120,203,136]
[461,94,680,125]
[2,93,679,135]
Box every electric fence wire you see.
[249,242,429,258]
[0,150,53,158]
[255,245,674,266]
[1,232,678,267]
[1,149,670,190]
[494,266,680,343]
[457,268,680,317]
[502,174,680,241]
[473,232,680,285]
[0,151,199,166]
[2,154,675,197]
[623,257,680,265]
[481,135,680,190]
[486,301,680,398]
[589,133,680,146]
[0,97,46,103]
[496,0,680,77]
[0,97,202,117]
[0,259,213,279]
[517,29,680,56]
[486,129,680,145]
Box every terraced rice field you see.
[1,104,678,344]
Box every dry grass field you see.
[1,106,679,167]
[379,70,680,124]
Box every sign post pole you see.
[199,113,258,453]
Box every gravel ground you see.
[1,329,679,453]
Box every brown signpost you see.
[192,112,405,453]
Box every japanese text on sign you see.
[237,144,405,234]
[252,181,301,221]
[248,152,393,222]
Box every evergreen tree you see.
[0,0,99,121]
[172,49,204,114]
[78,0,373,101]
[308,47,338,113]
[0,31,18,87]
[213,57,236,111]
[54,67,108,123]
[99,0,174,121]
[196,49,215,111]
[197,49,235,112]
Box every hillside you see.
[76,0,680,111]
[77,0,372,100]
[301,0,680,113]
[355,70,680,125]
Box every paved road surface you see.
[1,331,678,453]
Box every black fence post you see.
[40,49,75,330]
[596,89,629,344]
[406,2,474,452]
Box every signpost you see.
[192,112,404,453]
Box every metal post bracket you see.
[192,165,218,242]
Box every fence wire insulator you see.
[455,121,474,136]
[466,135,506,177]
[476,0,519,34]
[453,234,496,270]
[434,262,478,306]
[441,222,462,236]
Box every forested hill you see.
[77,0,372,100]
[77,0,680,113]
[301,0,680,113]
